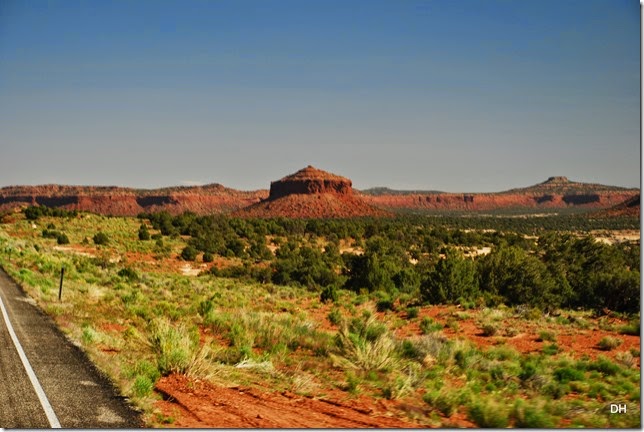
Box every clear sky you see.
[0,0,639,192]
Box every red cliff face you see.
[0,184,267,216]
[359,177,639,213]
[268,166,353,199]
[237,166,390,218]
[360,191,638,212]
[0,175,637,217]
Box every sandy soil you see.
[155,374,421,428]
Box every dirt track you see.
[155,374,420,428]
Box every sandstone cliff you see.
[0,184,267,216]
[236,166,390,218]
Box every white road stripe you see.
[0,293,61,428]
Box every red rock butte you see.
[237,166,390,218]
[269,165,353,199]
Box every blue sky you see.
[0,0,639,191]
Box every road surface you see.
[0,267,142,428]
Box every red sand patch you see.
[154,374,422,428]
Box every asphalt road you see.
[0,267,142,428]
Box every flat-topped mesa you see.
[543,176,570,184]
[268,165,353,200]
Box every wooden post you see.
[58,267,65,301]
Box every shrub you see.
[320,285,339,304]
[478,244,562,309]
[481,323,498,336]
[424,389,460,417]
[149,318,198,375]
[511,399,555,428]
[553,366,585,383]
[132,360,161,383]
[406,307,419,319]
[202,252,214,263]
[180,246,198,261]
[542,343,559,355]
[419,317,443,334]
[615,351,635,368]
[93,232,109,245]
[332,314,397,371]
[56,233,70,245]
[376,297,395,312]
[117,267,139,281]
[138,224,150,240]
[537,330,556,342]
[327,307,343,326]
[468,400,509,428]
[597,336,622,351]
[541,382,568,399]
[588,357,620,376]
[519,361,538,382]
[81,324,97,345]
[619,319,640,336]
[132,375,154,397]
[42,229,60,239]
[421,248,478,304]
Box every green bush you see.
[468,400,509,428]
[419,317,443,334]
[149,319,198,375]
[42,229,60,239]
[511,399,555,428]
[202,252,214,263]
[424,389,460,417]
[478,244,562,309]
[553,366,584,383]
[320,285,339,304]
[588,357,620,376]
[138,224,150,241]
[327,307,343,326]
[481,323,498,336]
[93,232,109,245]
[132,375,154,397]
[117,267,139,281]
[406,307,419,319]
[180,246,198,261]
[597,336,622,351]
[421,248,478,305]
[537,330,556,342]
[56,233,70,245]
[618,318,640,336]
[542,343,559,355]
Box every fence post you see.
[58,267,65,301]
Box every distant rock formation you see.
[359,177,639,214]
[543,176,569,184]
[593,194,640,218]
[0,184,267,216]
[236,166,390,218]
[0,174,637,217]
[269,165,352,199]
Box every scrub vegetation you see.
[0,208,639,427]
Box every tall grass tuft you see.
[149,318,198,375]
[332,314,398,371]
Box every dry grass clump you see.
[331,313,398,372]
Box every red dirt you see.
[154,374,422,428]
[397,306,641,365]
